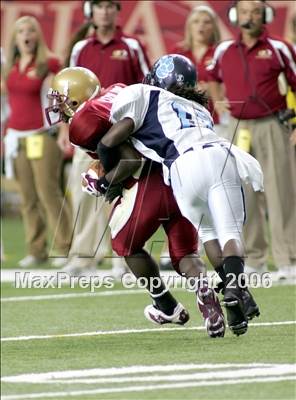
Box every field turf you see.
[1,217,296,399]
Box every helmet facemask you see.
[46,89,78,125]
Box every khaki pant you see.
[66,148,111,267]
[14,134,72,258]
[228,115,296,267]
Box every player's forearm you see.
[101,118,135,147]
[98,118,135,172]
[208,81,223,104]
[105,143,142,184]
[208,81,229,116]
[105,159,142,184]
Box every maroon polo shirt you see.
[207,28,296,119]
[70,27,150,87]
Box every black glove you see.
[104,183,123,203]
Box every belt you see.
[183,142,234,157]
[183,143,214,154]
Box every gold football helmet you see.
[46,67,101,125]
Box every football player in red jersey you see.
[46,66,226,338]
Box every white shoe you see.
[111,264,128,280]
[61,262,97,277]
[144,302,189,325]
[276,265,296,280]
[244,264,268,275]
[51,257,68,268]
[18,255,47,268]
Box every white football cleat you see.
[61,262,97,277]
[244,264,268,275]
[18,255,47,268]
[276,265,296,281]
[51,257,68,268]
[144,302,189,325]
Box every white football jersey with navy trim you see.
[110,84,219,182]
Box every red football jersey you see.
[69,83,125,152]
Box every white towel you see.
[4,128,41,179]
[226,143,264,192]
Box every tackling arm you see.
[82,141,142,201]
[101,117,135,147]
[97,118,135,172]
[105,142,142,185]
[83,117,140,200]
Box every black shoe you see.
[222,279,248,336]
[159,259,173,271]
[241,288,260,320]
[215,282,260,321]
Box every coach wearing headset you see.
[59,0,150,276]
[207,0,296,279]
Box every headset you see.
[83,0,121,20]
[228,0,275,26]
[83,1,92,19]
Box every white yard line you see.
[1,288,148,302]
[52,366,295,385]
[3,364,294,384]
[1,321,295,342]
[1,269,182,284]
[1,363,278,383]
[1,376,295,400]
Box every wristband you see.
[97,141,119,172]
[96,175,110,195]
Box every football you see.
[81,160,105,187]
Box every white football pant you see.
[170,143,245,250]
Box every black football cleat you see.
[215,281,260,321]
[222,279,248,336]
[241,288,260,320]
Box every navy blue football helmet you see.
[143,54,197,91]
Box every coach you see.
[60,0,150,275]
[207,0,296,277]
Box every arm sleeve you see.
[69,39,89,67]
[206,41,234,83]
[206,54,222,83]
[110,84,148,132]
[70,106,110,151]
[279,43,296,91]
[48,57,61,74]
[122,37,150,82]
[133,41,150,82]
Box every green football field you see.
[1,217,296,399]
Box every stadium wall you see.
[1,1,295,63]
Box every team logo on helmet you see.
[155,56,175,79]
[144,54,197,92]
[176,74,184,84]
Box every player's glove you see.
[81,171,109,197]
[104,183,123,203]
[81,171,123,201]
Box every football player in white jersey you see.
[97,54,264,336]
[46,66,228,338]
